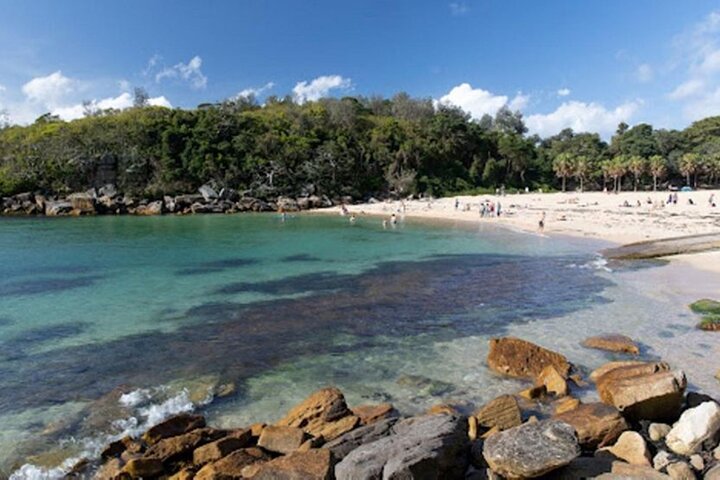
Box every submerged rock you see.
[582,334,640,355]
[486,337,571,379]
[335,414,468,480]
[482,419,580,478]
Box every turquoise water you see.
[0,213,715,476]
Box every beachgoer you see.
[340,204,349,216]
[390,213,397,226]
[689,198,695,205]
[538,212,546,232]
[709,194,715,206]
[382,219,388,229]
[349,213,356,223]
[454,198,459,210]
[496,202,502,217]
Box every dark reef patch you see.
[0,252,613,414]
[175,257,259,276]
[282,254,322,263]
[0,275,102,297]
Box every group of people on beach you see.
[454,198,502,218]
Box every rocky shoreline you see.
[50,335,720,480]
[0,184,337,217]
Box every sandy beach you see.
[325,189,720,272]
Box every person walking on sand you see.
[454,198,459,210]
[538,212,546,232]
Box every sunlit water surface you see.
[0,213,717,477]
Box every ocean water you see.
[0,213,717,476]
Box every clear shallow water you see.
[0,214,716,476]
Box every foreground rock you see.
[582,334,640,355]
[665,401,720,455]
[252,449,334,480]
[487,337,571,379]
[554,402,628,449]
[335,414,468,479]
[276,387,354,439]
[596,362,686,421]
[599,431,651,466]
[482,420,580,478]
[473,394,522,431]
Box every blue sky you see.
[1,0,720,137]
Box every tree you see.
[493,106,528,136]
[648,155,667,191]
[679,153,700,187]
[573,155,591,192]
[133,87,150,108]
[605,156,628,193]
[553,153,574,192]
[627,155,646,191]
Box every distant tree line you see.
[2,90,720,199]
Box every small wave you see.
[566,256,612,273]
[10,386,213,480]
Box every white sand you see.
[324,189,720,272]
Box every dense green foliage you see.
[3,93,720,199]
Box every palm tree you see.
[627,155,646,192]
[648,155,667,191]
[609,156,628,193]
[679,153,700,188]
[552,152,574,192]
[573,155,591,192]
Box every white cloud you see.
[51,92,172,121]
[557,88,571,97]
[437,83,528,118]
[155,55,207,90]
[525,100,641,138]
[668,10,720,120]
[449,2,468,15]
[292,75,351,103]
[237,82,275,99]
[22,71,75,107]
[0,84,6,93]
[635,64,654,83]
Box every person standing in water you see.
[538,212,546,232]
[349,213,356,224]
[390,213,397,226]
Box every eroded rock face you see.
[487,337,571,379]
[474,395,522,431]
[335,414,468,480]
[252,449,334,480]
[665,401,720,455]
[276,387,353,438]
[482,420,580,479]
[582,334,640,355]
[142,413,207,446]
[555,402,628,449]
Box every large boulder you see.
[555,402,628,449]
[482,420,580,478]
[535,365,569,397]
[597,364,686,421]
[45,200,73,216]
[665,401,720,455]
[335,414,468,480]
[199,184,219,201]
[251,449,334,480]
[141,413,207,446]
[322,417,397,461]
[276,388,353,438]
[194,447,271,480]
[474,394,522,431]
[257,425,308,454]
[135,200,163,216]
[487,337,571,379]
[582,334,640,355]
[68,192,96,214]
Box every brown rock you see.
[568,373,589,388]
[257,425,307,454]
[312,415,359,441]
[193,436,248,466]
[351,403,397,425]
[555,402,629,449]
[481,425,501,439]
[599,431,651,466]
[487,337,571,379]
[142,413,206,446]
[474,394,522,431]
[536,365,569,397]
[226,428,252,444]
[144,427,224,464]
[598,366,687,421]
[590,360,649,382]
[249,423,266,437]
[666,461,696,480]
[276,388,352,437]
[101,436,143,460]
[427,403,461,416]
[94,458,124,480]
[582,334,640,355]
[168,468,195,480]
[610,460,670,479]
[468,416,478,441]
[251,449,334,480]
[553,397,581,415]
[194,448,271,480]
[518,385,547,400]
[122,458,164,478]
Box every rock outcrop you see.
[487,337,571,379]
